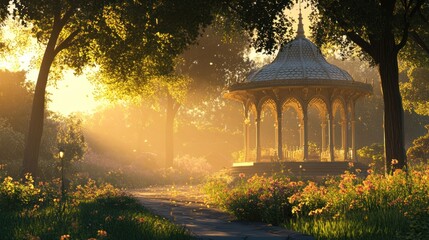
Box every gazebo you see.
[224,12,372,174]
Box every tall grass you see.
[203,164,429,239]
[0,175,193,240]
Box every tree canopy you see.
[12,0,294,176]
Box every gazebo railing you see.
[243,147,348,162]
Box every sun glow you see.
[0,18,105,116]
[47,71,106,116]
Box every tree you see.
[12,0,134,177]
[13,0,295,175]
[158,77,190,168]
[93,0,293,168]
[309,0,426,173]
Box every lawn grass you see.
[285,208,409,240]
[0,176,194,240]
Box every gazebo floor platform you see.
[230,161,368,181]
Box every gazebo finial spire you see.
[297,2,305,38]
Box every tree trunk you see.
[22,21,62,177]
[22,49,55,177]
[377,41,407,174]
[165,92,180,168]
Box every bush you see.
[407,125,429,164]
[0,118,24,167]
[357,143,384,172]
[0,174,42,211]
[205,173,299,225]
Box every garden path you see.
[130,185,314,240]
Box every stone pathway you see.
[130,185,314,240]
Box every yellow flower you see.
[391,159,399,165]
[97,230,107,237]
[60,234,70,240]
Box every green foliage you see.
[0,176,192,240]
[0,174,41,211]
[94,0,295,100]
[399,2,429,68]
[205,174,299,225]
[357,143,384,172]
[0,118,25,165]
[407,125,429,163]
[287,168,429,239]
[401,68,429,116]
[309,0,425,62]
[56,115,88,164]
[13,0,116,74]
[202,170,234,208]
[204,165,429,239]
[218,0,294,54]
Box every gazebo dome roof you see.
[248,36,353,82]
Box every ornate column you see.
[243,116,250,162]
[328,112,335,162]
[274,121,278,152]
[350,101,357,161]
[277,106,283,161]
[255,109,261,162]
[321,121,327,151]
[343,105,350,160]
[303,106,309,161]
[332,122,336,152]
[341,119,348,160]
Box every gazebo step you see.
[230,161,368,180]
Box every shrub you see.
[357,143,384,172]
[407,125,429,164]
[205,173,299,225]
[0,174,41,211]
[0,118,24,167]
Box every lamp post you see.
[59,149,65,208]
